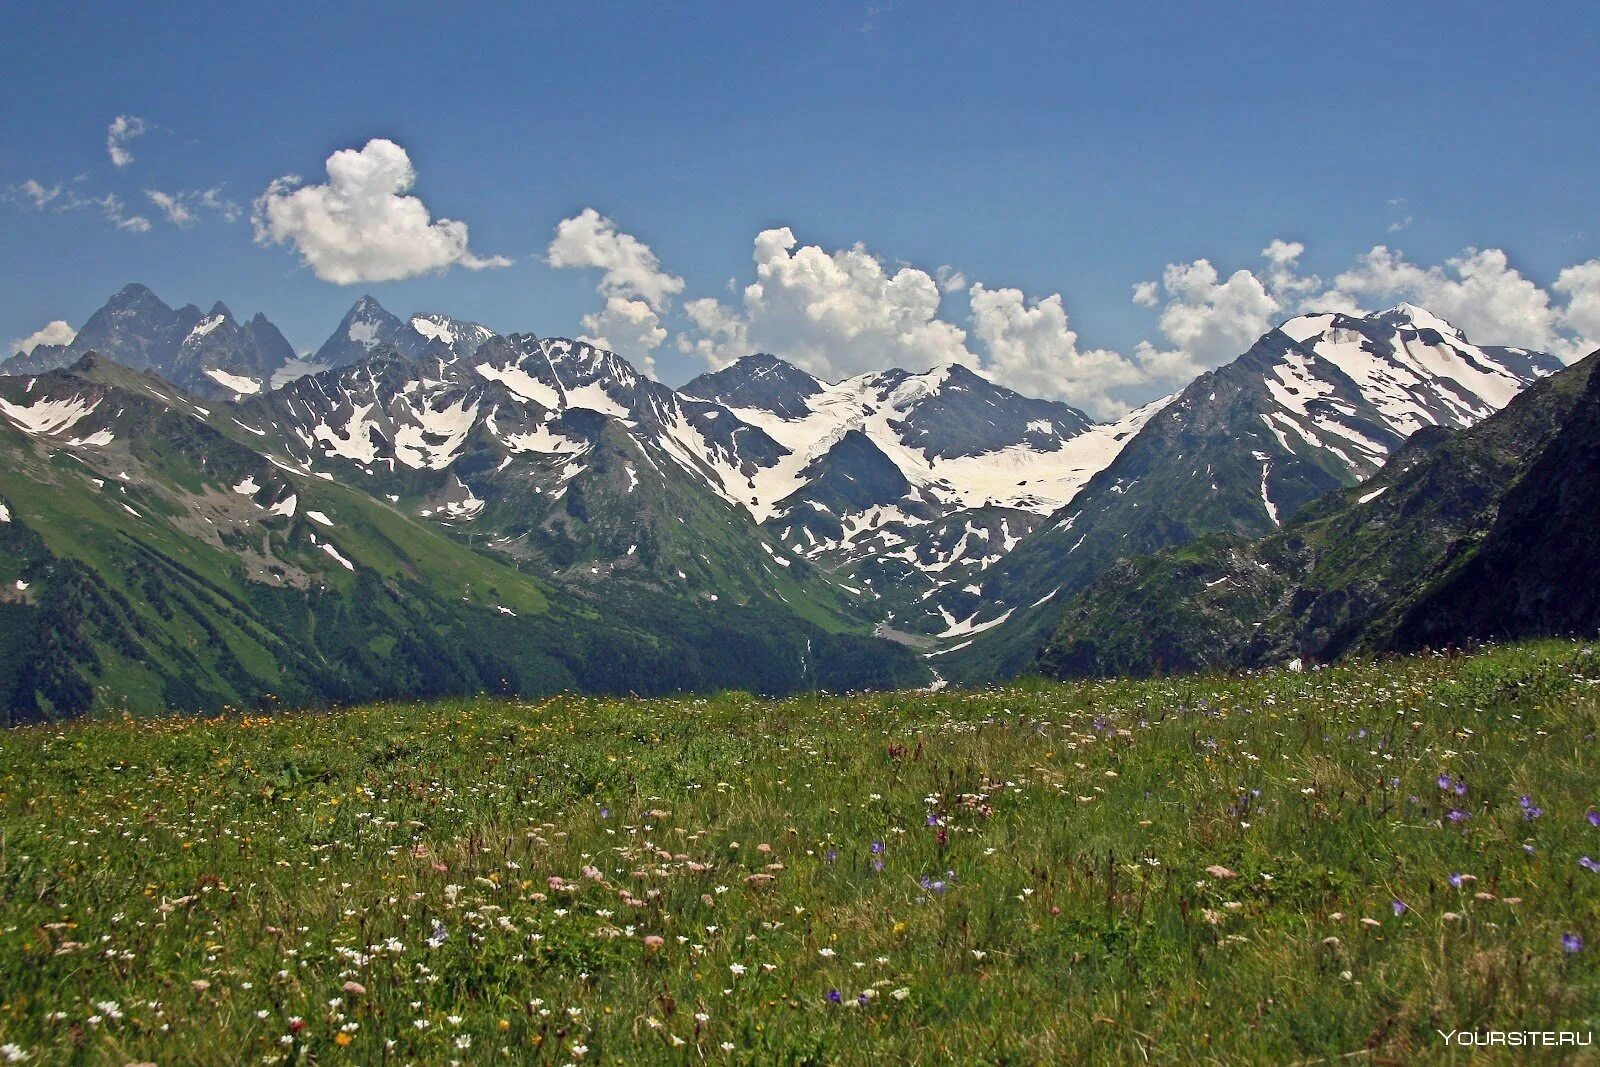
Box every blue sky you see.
[5,1,1599,413]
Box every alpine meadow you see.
[3,2,1600,1063]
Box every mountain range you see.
[0,284,1582,717]
[1034,346,1600,678]
[932,303,1564,681]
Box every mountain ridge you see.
[1032,347,1600,679]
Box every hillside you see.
[0,641,1595,1062]
[1035,350,1600,680]
[943,306,1564,682]
[0,358,923,720]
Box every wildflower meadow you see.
[1,640,1598,1063]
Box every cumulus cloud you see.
[968,285,1145,418]
[1555,261,1600,356]
[677,297,750,371]
[547,208,685,309]
[1319,246,1564,353]
[1126,241,1311,381]
[252,138,511,285]
[578,296,669,376]
[9,320,76,357]
[1144,258,1281,368]
[145,187,239,227]
[1133,240,1600,372]
[545,209,687,374]
[675,227,1146,414]
[106,115,147,167]
[679,227,972,382]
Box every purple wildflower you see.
[1392,898,1408,916]
[1589,810,1600,828]
[1449,873,1465,888]
[1564,933,1584,954]
[826,990,842,1004]
[1437,774,1452,790]
[1448,809,1470,823]
[870,841,886,855]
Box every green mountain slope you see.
[0,358,924,720]
[1033,350,1600,679]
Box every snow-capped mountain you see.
[171,302,298,398]
[940,303,1565,680]
[681,357,1165,631]
[408,312,498,363]
[1256,302,1558,477]
[308,297,498,373]
[1,286,507,400]
[0,354,927,719]
[5,287,1566,688]
[1,284,297,400]
[234,330,831,611]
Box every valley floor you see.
[1,642,1598,1063]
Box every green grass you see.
[2,641,1599,1063]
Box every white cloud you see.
[546,209,686,373]
[9,320,76,357]
[689,227,972,382]
[676,297,750,371]
[145,187,239,227]
[1261,239,1303,267]
[1146,258,1281,368]
[1321,246,1563,353]
[968,285,1144,418]
[675,227,1149,415]
[251,138,511,284]
[547,208,685,310]
[7,179,149,233]
[1554,260,1600,357]
[1134,240,1598,370]
[15,179,64,209]
[936,265,969,293]
[1127,241,1311,380]
[106,115,147,167]
[1260,239,1320,302]
[98,194,151,233]
[578,296,668,377]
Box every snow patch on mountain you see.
[204,368,262,395]
[189,315,227,340]
[0,393,101,436]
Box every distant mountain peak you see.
[110,282,160,304]
[1377,301,1464,338]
